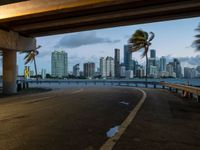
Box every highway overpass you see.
[0,0,200,94]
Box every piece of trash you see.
[106,126,119,137]
[119,101,129,105]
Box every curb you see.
[100,88,147,150]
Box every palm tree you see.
[129,30,155,87]
[193,23,200,51]
[21,45,41,80]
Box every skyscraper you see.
[150,49,156,58]
[167,62,176,77]
[160,56,166,71]
[106,56,115,78]
[41,68,46,79]
[51,51,68,77]
[120,64,126,78]
[148,49,156,76]
[100,57,106,78]
[184,67,196,79]
[73,64,80,77]
[83,62,95,78]
[149,49,156,65]
[173,58,182,78]
[114,48,120,78]
[124,44,132,70]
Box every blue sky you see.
[4,16,200,75]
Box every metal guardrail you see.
[18,79,161,88]
[15,80,200,102]
[160,82,200,102]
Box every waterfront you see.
[21,78,200,87]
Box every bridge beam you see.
[0,29,36,51]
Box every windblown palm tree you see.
[193,23,200,51]
[129,30,155,86]
[21,45,41,80]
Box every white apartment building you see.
[51,51,68,78]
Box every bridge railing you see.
[160,82,200,102]
[17,79,161,88]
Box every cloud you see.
[38,50,51,58]
[54,31,120,48]
[163,55,200,67]
[179,55,200,66]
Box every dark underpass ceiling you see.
[0,0,28,6]
[0,0,200,37]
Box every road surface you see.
[113,88,200,150]
[0,87,142,150]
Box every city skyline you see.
[24,48,200,79]
[0,17,199,75]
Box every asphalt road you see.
[113,88,200,150]
[0,87,142,150]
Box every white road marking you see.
[100,88,147,150]
[22,96,55,104]
[71,88,84,94]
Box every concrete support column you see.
[3,50,17,94]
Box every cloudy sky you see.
[1,16,200,75]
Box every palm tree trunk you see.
[145,50,148,88]
[33,57,38,81]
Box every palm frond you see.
[24,53,30,60]
[131,43,145,51]
[25,54,34,64]
[148,32,155,42]
[129,29,154,58]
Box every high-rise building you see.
[106,56,115,78]
[131,59,138,76]
[150,49,156,58]
[147,49,156,76]
[136,66,145,78]
[149,65,157,78]
[167,62,176,77]
[83,62,95,78]
[184,67,196,78]
[51,51,68,78]
[73,64,80,77]
[114,48,120,78]
[100,57,106,78]
[124,44,132,70]
[159,56,166,71]
[41,69,46,79]
[120,64,126,78]
[125,70,133,79]
[173,58,182,78]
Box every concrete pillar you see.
[3,50,17,94]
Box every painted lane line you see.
[71,88,84,94]
[100,88,147,150]
[22,96,56,104]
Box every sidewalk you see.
[113,89,200,150]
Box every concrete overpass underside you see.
[0,0,200,94]
[0,0,200,37]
